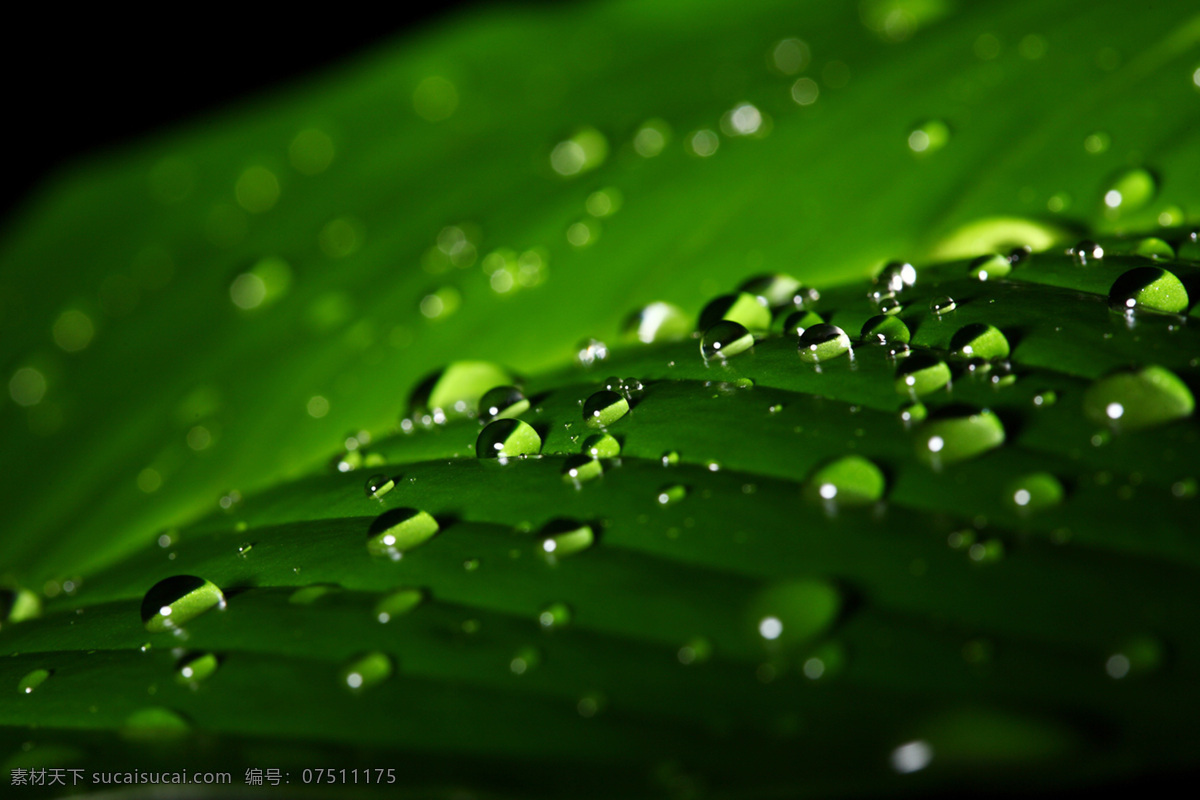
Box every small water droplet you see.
[340,652,393,692]
[1083,366,1194,431]
[583,433,621,458]
[662,450,681,466]
[539,524,595,560]
[782,310,824,337]
[895,354,952,397]
[1102,168,1157,216]
[18,668,51,694]
[476,419,543,458]
[797,324,851,363]
[968,253,1011,281]
[860,315,911,345]
[908,120,950,154]
[583,390,630,429]
[374,587,425,623]
[930,296,957,316]
[364,473,395,499]
[751,580,841,648]
[539,602,573,630]
[175,652,219,685]
[805,456,885,506]
[1032,390,1057,408]
[236,542,253,558]
[1070,240,1104,265]
[1108,267,1188,314]
[657,484,688,506]
[562,455,604,486]
[478,386,530,422]
[141,576,226,633]
[1007,472,1064,512]
[915,410,1006,467]
[700,320,754,362]
[950,323,1011,360]
[900,402,927,426]
[367,509,440,559]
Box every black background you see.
[0,5,478,223]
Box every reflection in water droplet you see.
[623,302,691,344]
[1108,267,1188,314]
[141,576,226,634]
[476,419,543,458]
[340,652,393,691]
[366,509,440,559]
[797,324,851,363]
[1083,366,1194,432]
[861,315,910,345]
[876,261,917,292]
[576,338,609,367]
[479,386,529,422]
[701,321,754,361]
[1102,168,1157,216]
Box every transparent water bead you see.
[739,273,803,308]
[1108,267,1188,314]
[929,296,957,316]
[1102,168,1157,216]
[476,419,542,457]
[915,410,1006,467]
[367,509,440,559]
[968,253,1011,281]
[1007,472,1064,513]
[375,587,426,622]
[340,652,393,691]
[782,310,824,337]
[622,302,691,344]
[805,456,885,506]
[1070,240,1104,265]
[698,293,771,333]
[950,323,1010,360]
[895,355,951,397]
[175,652,219,685]
[540,523,596,560]
[583,390,630,429]
[875,261,917,292]
[364,473,395,499]
[701,321,754,361]
[1083,366,1194,432]
[140,576,226,633]
[750,580,841,649]
[582,433,620,458]
[861,315,910,345]
[18,668,51,694]
[478,386,529,421]
[797,324,851,363]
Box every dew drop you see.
[1083,366,1194,431]
[364,473,395,499]
[236,542,253,558]
[1107,267,1188,314]
[622,302,691,344]
[908,120,950,154]
[576,338,609,367]
[1,587,41,627]
[701,321,754,361]
[582,433,621,458]
[750,580,841,648]
[1032,390,1057,408]
[510,646,542,675]
[861,315,911,345]
[1102,168,1157,216]
[895,355,952,397]
[738,273,803,308]
[175,652,219,685]
[289,585,340,605]
[366,509,440,559]
[950,323,1011,360]
[657,484,688,506]
[782,310,824,337]
[900,402,927,426]
[340,652,393,692]
[540,523,596,559]
[140,576,226,634]
[805,456,886,506]
[18,668,51,694]
[408,361,512,422]
[797,324,851,363]
[476,419,543,457]
[661,450,681,467]
[875,261,918,292]
[698,293,771,333]
[1070,240,1104,265]
[915,410,1006,466]
[930,296,957,316]
[121,707,190,741]
[375,587,426,623]
[1007,472,1064,512]
[478,386,529,422]
[583,390,630,429]
[968,253,1011,281]
[1133,237,1174,260]
[562,456,604,486]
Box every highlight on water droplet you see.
[18,668,51,694]
[929,296,957,316]
[583,390,630,429]
[341,651,393,691]
[805,456,885,506]
[367,509,440,559]
[539,602,572,630]
[738,274,803,308]
[797,324,851,363]
[915,409,1006,467]
[1083,366,1194,432]
[1070,240,1104,266]
[576,338,609,367]
[140,576,226,634]
[562,455,604,486]
[875,261,917,292]
[890,740,933,774]
[476,419,543,459]
[583,433,621,459]
[1007,472,1064,513]
[1108,267,1188,315]
[657,484,688,506]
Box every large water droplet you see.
[797,324,851,363]
[540,523,595,559]
[1007,472,1064,512]
[478,386,529,421]
[1108,267,1188,314]
[895,355,952,397]
[968,253,1011,281]
[583,433,621,458]
[18,668,51,694]
[476,419,543,457]
[806,456,885,505]
[915,410,1006,466]
[860,315,911,345]
[583,390,630,429]
[950,323,1011,360]
[751,580,841,648]
[1102,168,1157,216]
[364,474,395,499]
[375,587,426,622]
[1083,366,1194,431]
[408,361,512,422]
[141,576,226,633]
[622,302,691,344]
[341,652,393,691]
[175,652,219,685]
[698,293,771,333]
[367,509,440,559]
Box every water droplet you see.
[364,473,395,499]
[782,310,824,337]
[657,484,688,506]
[540,523,595,560]
[861,315,911,345]
[1083,366,1194,431]
[1133,237,1174,260]
[930,296,957,316]
[1070,240,1104,265]
[968,253,1011,281]
[583,390,630,429]
[562,456,604,486]
[622,302,691,344]
[1032,390,1057,407]
[576,338,609,367]
[875,295,903,315]
[1108,267,1188,314]
[677,636,713,665]
[738,274,803,308]
[476,419,543,458]
[408,361,512,422]
[510,646,542,675]
[289,584,340,605]
[900,402,927,426]
[478,386,529,422]
[340,652,393,691]
[699,293,771,333]
[175,652,219,685]
[367,509,440,559]
[539,602,572,630]
[18,668,51,694]
[805,456,885,505]
[700,320,755,362]
[373,587,426,623]
[751,580,841,648]
[915,410,1006,466]
[140,576,226,633]
[908,120,950,154]
[1007,472,1064,512]
[236,542,253,558]
[1,587,41,627]
[895,355,952,397]
[1102,168,1157,216]
[661,450,681,466]
[797,324,851,363]
[121,707,190,741]
[950,323,1011,360]
[583,433,621,458]
[876,261,917,292]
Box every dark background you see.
[0,5,478,223]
